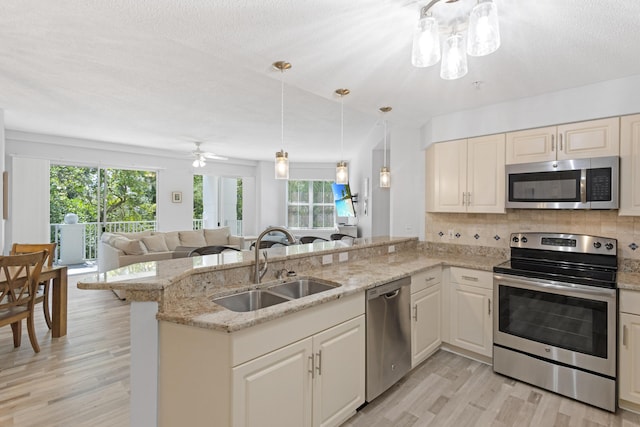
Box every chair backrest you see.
[330,233,355,241]
[11,243,57,267]
[188,245,241,256]
[299,236,329,244]
[0,251,48,312]
[249,240,289,250]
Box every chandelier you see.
[411,0,500,80]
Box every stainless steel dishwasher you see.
[366,276,411,402]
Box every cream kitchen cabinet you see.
[158,292,365,427]
[410,267,442,368]
[619,290,640,410]
[619,114,640,216]
[426,134,505,213]
[233,315,366,427]
[506,117,620,164]
[448,267,493,358]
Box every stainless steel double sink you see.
[212,277,341,312]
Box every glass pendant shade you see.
[440,33,468,80]
[192,156,205,168]
[336,161,349,185]
[411,15,440,67]
[380,167,390,188]
[467,0,500,57]
[275,150,289,179]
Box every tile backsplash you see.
[425,210,640,260]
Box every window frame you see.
[286,179,335,230]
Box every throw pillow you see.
[179,230,206,247]
[204,227,230,246]
[162,231,181,251]
[113,238,147,255]
[141,235,170,253]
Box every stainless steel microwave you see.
[505,156,619,209]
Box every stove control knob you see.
[593,241,602,249]
[605,243,614,250]
[512,236,519,243]
[521,236,528,243]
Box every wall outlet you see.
[388,245,395,253]
[322,254,333,265]
[339,252,348,262]
[448,229,455,239]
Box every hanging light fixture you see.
[273,61,291,179]
[379,107,392,188]
[411,0,501,80]
[335,88,350,185]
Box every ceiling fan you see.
[191,142,227,167]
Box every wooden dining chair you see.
[0,250,48,353]
[11,243,57,329]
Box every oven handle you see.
[493,273,616,298]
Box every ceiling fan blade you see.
[203,153,228,160]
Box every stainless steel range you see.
[493,232,618,412]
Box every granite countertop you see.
[156,250,505,333]
[617,272,640,292]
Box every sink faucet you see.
[253,226,296,284]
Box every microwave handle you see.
[580,168,587,204]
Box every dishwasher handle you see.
[366,276,411,300]
[384,290,400,299]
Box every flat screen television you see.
[332,183,356,217]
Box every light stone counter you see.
[156,250,505,333]
[78,235,506,332]
[617,272,640,292]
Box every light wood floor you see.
[344,350,640,427]
[0,274,130,426]
[2,276,640,427]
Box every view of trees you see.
[50,165,156,224]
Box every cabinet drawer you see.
[620,290,640,316]
[411,267,442,293]
[449,267,492,290]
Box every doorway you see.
[50,165,157,264]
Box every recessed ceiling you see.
[1,0,639,162]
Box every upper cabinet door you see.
[557,117,620,160]
[467,134,505,213]
[430,139,467,213]
[506,126,556,164]
[620,114,640,216]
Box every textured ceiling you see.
[1,0,640,163]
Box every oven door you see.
[493,273,616,377]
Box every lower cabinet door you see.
[411,284,441,368]
[620,313,640,405]
[312,315,366,427]
[451,283,493,357]
[232,337,313,427]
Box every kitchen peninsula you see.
[78,236,506,426]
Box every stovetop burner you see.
[494,232,618,289]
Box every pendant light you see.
[335,88,350,184]
[273,61,291,179]
[379,106,392,188]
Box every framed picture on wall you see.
[171,191,182,203]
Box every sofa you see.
[98,226,244,273]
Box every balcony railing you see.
[50,219,242,263]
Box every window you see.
[287,180,334,229]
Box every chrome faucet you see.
[253,226,296,284]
